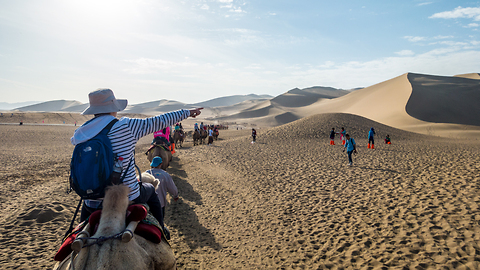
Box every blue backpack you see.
[69,119,118,199]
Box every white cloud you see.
[218,0,233,3]
[200,4,210,10]
[437,41,469,47]
[430,6,480,21]
[404,36,426,42]
[465,23,479,28]
[230,7,244,13]
[395,50,415,56]
[417,2,433,6]
[434,35,454,39]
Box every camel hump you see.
[102,185,130,211]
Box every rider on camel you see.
[71,88,202,224]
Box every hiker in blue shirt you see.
[343,134,357,166]
[368,127,375,149]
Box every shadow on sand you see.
[165,156,221,251]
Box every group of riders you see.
[153,121,224,149]
[194,122,220,145]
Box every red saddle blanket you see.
[54,204,163,262]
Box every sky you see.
[2,0,480,104]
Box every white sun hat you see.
[81,88,128,115]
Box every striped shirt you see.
[71,109,190,205]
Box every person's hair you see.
[346,133,350,137]
[94,112,113,117]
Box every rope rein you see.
[68,229,134,269]
[76,230,128,248]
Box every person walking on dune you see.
[329,128,338,145]
[208,127,214,145]
[368,127,376,149]
[339,127,346,145]
[252,128,257,143]
[343,134,357,166]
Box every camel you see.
[192,130,200,146]
[173,130,184,148]
[196,129,207,145]
[146,145,172,170]
[53,185,176,270]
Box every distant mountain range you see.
[0,101,41,110]
[4,87,351,115]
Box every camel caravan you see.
[193,122,222,146]
[55,89,204,269]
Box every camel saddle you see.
[54,204,165,262]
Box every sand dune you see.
[227,73,480,139]
[454,73,480,80]
[15,100,84,112]
[5,72,480,139]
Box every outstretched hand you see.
[189,108,203,118]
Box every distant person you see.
[329,128,338,145]
[252,128,257,143]
[144,156,179,240]
[368,127,376,149]
[340,127,346,145]
[343,134,357,166]
[385,134,391,144]
[194,123,200,132]
[19,120,23,125]
[71,88,202,223]
[208,127,214,145]
[200,122,204,131]
[153,127,171,146]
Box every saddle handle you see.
[71,223,91,253]
[122,221,140,242]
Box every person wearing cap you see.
[145,156,179,240]
[71,88,202,222]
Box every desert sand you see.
[1,72,479,269]
[1,112,480,269]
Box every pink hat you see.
[81,88,128,115]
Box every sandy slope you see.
[1,113,480,269]
[292,73,480,139]
[211,73,480,139]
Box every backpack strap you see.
[100,118,118,135]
